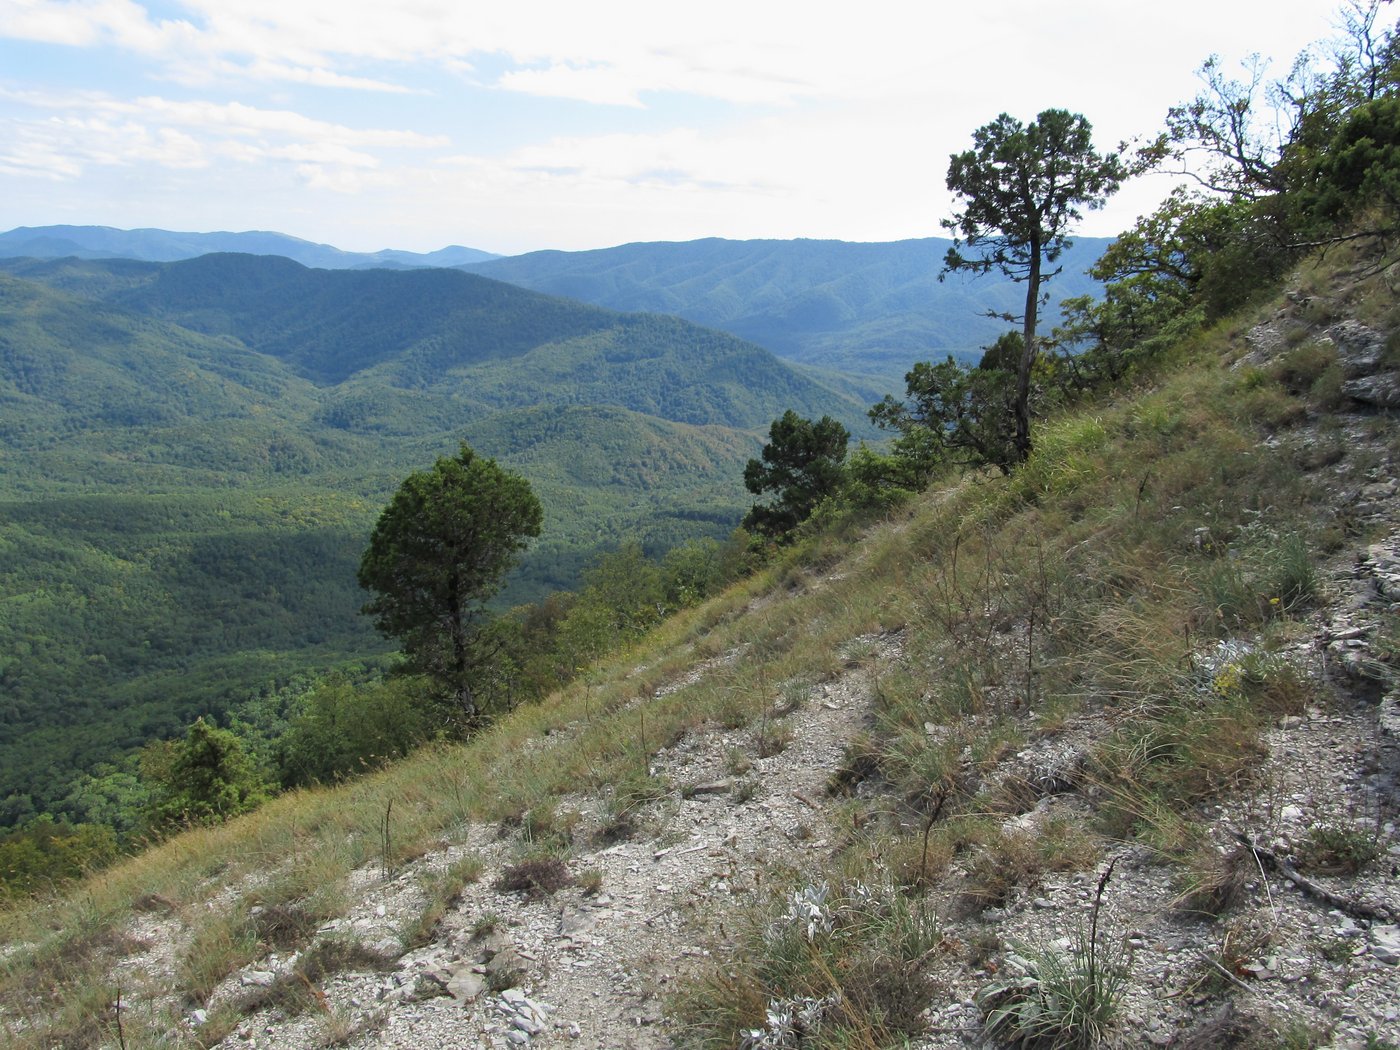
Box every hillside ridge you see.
[463,236,1109,382]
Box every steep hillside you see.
[5,245,1396,1049]
[464,237,1109,381]
[0,254,876,421]
[0,264,866,823]
[0,225,498,269]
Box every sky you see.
[0,0,1354,256]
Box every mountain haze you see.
[0,225,498,270]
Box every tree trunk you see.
[455,680,478,726]
[447,573,477,724]
[1014,239,1041,462]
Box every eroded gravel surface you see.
[128,523,1400,1050]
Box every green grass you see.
[670,874,941,1049]
[980,926,1129,1050]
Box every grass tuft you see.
[494,855,574,900]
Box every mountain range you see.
[466,236,1110,381]
[0,225,499,271]
[1,226,1111,384]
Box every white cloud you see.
[192,59,418,94]
[0,112,210,177]
[294,162,387,192]
[3,88,446,147]
[0,86,446,204]
[0,1,1050,104]
[0,0,1356,252]
[0,1,1345,113]
[0,0,199,52]
[122,96,448,148]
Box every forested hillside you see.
[0,232,1108,386]
[0,260,863,824]
[464,236,1108,381]
[1,254,878,422]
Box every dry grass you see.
[493,855,574,900]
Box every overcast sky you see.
[0,1,1352,255]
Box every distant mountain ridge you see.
[0,225,498,270]
[462,236,1112,381]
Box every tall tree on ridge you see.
[943,109,1125,463]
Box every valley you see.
[0,253,871,823]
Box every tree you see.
[1159,3,1398,207]
[943,109,1125,462]
[742,411,850,539]
[660,537,733,607]
[141,718,269,831]
[276,676,436,787]
[1087,185,1275,322]
[358,443,543,727]
[0,818,118,894]
[1304,94,1400,240]
[1160,54,1294,201]
[870,333,1023,478]
[556,541,670,664]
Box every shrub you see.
[142,718,270,833]
[1272,341,1337,394]
[672,876,940,1048]
[1299,824,1384,875]
[237,937,395,1018]
[277,676,435,787]
[1174,843,1253,917]
[979,927,1128,1050]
